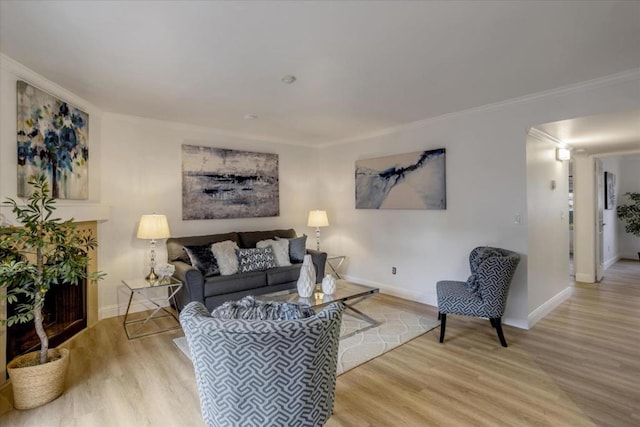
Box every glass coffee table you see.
[258,280,380,338]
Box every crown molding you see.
[0,53,101,114]
[319,68,640,148]
[527,127,565,146]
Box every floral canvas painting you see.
[355,148,446,210]
[182,144,279,219]
[17,81,89,199]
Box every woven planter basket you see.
[7,348,70,410]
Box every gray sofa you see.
[167,229,327,311]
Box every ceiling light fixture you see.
[281,74,297,84]
[556,147,571,161]
[244,113,258,120]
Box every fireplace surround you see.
[1,221,100,384]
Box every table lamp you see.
[307,210,329,251]
[137,214,171,281]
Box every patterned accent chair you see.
[437,246,521,347]
[180,301,344,427]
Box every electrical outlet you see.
[392,267,396,275]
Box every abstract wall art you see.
[605,171,616,210]
[17,81,90,199]
[355,148,446,210]
[182,144,279,220]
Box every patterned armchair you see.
[179,301,344,427]
[437,246,520,347]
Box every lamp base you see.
[145,268,158,282]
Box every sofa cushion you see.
[184,245,219,277]
[237,247,277,273]
[238,229,296,249]
[210,295,314,320]
[256,239,292,267]
[211,240,240,275]
[167,232,240,263]
[204,271,267,297]
[276,234,307,263]
[267,264,303,286]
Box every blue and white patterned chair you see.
[437,246,520,347]
[180,300,344,427]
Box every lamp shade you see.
[307,210,329,228]
[136,214,171,239]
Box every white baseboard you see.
[575,272,595,283]
[619,252,639,261]
[528,286,573,328]
[342,274,436,306]
[604,255,621,271]
[342,275,527,329]
[99,299,170,320]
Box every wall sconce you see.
[307,210,329,251]
[137,214,171,281]
[556,147,571,161]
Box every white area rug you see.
[173,298,438,375]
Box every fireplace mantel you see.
[1,220,103,388]
[0,203,110,224]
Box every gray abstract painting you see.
[182,144,279,219]
[355,149,446,210]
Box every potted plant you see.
[0,174,103,409]
[616,192,640,261]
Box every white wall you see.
[0,54,105,387]
[0,54,104,213]
[618,156,640,259]
[525,133,571,325]
[2,53,640,329]
[98,114,319,318]
[601,157,621,269]
[317,71,640,329]
[573,154,596,283]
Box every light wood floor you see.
[1,260,638,426]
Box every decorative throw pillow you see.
[184,245,220,277]
[465,274,479,293]
[256,239,292,267]
[211,296,314,320]
[211,240,240,275]
[470,247,503,273]
[276,234,307,263]
[237,247,277,273]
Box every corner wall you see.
[525,132,571,326]
[317,71,640,329]
[618,156,640,259]
[601,157,621,269]
[98,114,319,318]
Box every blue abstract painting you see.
[355,149,446,210]
[182,145,279,220]
[17,81,89,199]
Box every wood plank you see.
[1,260,638,426]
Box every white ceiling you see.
[1,1,639,146]
[535,109,640,156]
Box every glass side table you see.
[326,255,346,279]
[122,277,183,339]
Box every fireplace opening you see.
[6,277,86,366]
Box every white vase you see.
[297,255,316,298]
[322,274,336,295]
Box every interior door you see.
[595,159,604,282]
